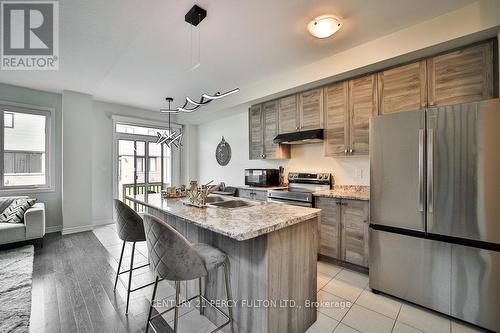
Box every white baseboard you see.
[46,225,62,233]
[62,225,94,235]
[61,219,114,235]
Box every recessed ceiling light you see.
[307,15,342,39]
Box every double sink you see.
[205,195,260,209]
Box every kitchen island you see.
[126,194,320,333]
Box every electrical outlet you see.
[354,168,363,179]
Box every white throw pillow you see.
[0,198,36,223]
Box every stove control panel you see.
[288,172,332,184]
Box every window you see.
[114,119,176,206]
[149,157,157,172]
[136,157,144,172]
[1,103,54,191]
[4,112,13,128]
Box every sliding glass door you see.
[115,122,174,209]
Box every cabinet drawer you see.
[238,189,253,200]
[252,190,268,202]
[238,189,267,202]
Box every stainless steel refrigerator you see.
[369,99,500,332]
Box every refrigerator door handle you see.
[427,128,434,214]
[418,129,424,212]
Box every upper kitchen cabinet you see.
[349,74,378,155]
[248,102,290,160]
[299,88,324,131]
[249,104,264,160]
[278,95,299,134]
[324,81,349,156]
[378,60,427,114]
[427,41,495,106]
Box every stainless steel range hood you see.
[273,129,324,145]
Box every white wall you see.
[197,110,369,186]
[180,124,199,185]
[62,90,93,234]
[0,83,63,232]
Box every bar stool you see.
[113,199,157,314]
[143,214,234,333]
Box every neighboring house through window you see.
[1,102,54,191]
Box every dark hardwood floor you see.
[30,232,168,333]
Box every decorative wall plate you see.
[216,136,231,166]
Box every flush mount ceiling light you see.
[307,15,342,39]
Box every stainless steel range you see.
[268,172,331,207]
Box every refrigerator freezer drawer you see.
[452,244,500,332]
[369,229,451,314]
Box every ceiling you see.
[0,0,477,118]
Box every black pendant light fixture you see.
[156,98,183,147]
[157,5,240,145]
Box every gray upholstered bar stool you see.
[113,199,157,314]
[143,214,234,333]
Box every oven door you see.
[268,197,312,207]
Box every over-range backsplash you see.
[197,112,369,187]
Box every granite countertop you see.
[126,194,320,241]
[314,185,370,201]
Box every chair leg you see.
[114,241,126,291]
[125,242,136,315]
[174,281,180,333]
[145,276,159,333]
[223,262,235,333]
[198,277,203,315]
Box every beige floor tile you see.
[165,307,216,332]
[306,312,339,333]
[317,290,352,321]
[355,289,401,319]
[333,323,361,333]
[341,304,394,333]
[318,261,342,278]
[335,269,369,289]
[323,278,364,302]
[318,273,333,290]
[397,304,450,333]
[392,321,425,333]
[451,320,486,333]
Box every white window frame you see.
[0,100,56,194]
[111,115,181,202]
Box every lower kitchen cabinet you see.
[315,197,370,267]
[315,197,341,259]
[341,199,370,267]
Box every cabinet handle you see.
[349,149,353,154]
[296,126,299,131]
[344,149,348,155]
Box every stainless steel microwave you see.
[244,169,280,187]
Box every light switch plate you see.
[354,168,363,179]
